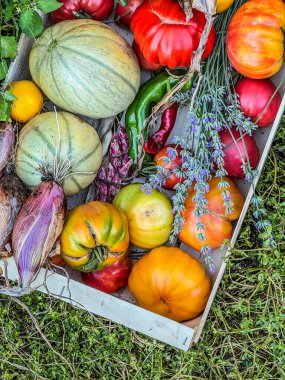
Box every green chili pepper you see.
[125,70,195,172]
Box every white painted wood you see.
[0,257,194,350]
[2,18,285,350]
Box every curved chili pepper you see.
[125,70,195,172]
[144,102,178,154]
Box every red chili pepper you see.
[144,103,178,154]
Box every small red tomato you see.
[116,0,144,28]
[132,40,162,71]
[81,255,132,294]
[154,144,184,190]
[218,127,259,179]
[51,0,114,24]
[235,78,282,128]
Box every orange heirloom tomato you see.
[179,208,233,251]
[61,202,129,272]
[113,183,173,249]
[179,177,244,251]
[226,0,285,79]
[128,246,211,322]
[216,0,234,13]
[10,80,44,122]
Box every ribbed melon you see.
[29,20,140,119]
[15,112,102,196]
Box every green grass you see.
[1,2,285,378]
[0,118,284,379]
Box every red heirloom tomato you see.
[131,0,216,69]
[218,127,259,179]
[235,78,281,128]
[132,40,162,71]
[116,0,144,28]
[51,0,114,23]
[60,201,129,272]
[81,255,132,294]
[154,144,184,190]
[226,0,285,79]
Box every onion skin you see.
[81,255,132,293]
[235,78,282,128]
[12,181,65,293]
[218,127,260,179]
[0,175,26,251]
[0,123,15,177]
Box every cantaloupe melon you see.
[29,19,140,119]
[15,111,102,196]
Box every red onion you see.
[0,181,65,296]
[0,123,15,177]
[235,78,281,128]
[51,0,114,24]
[218,127,259,179]
[0,175,26,251]
[116,0,144,28]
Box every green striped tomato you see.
[15,111,102,196]
[29,19,140,119]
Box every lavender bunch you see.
[144,0,273,268]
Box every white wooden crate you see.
[1,17,285,351]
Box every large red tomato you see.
[132,40,162,71]
[226,0,285,79]
[51,0,114,23]
[131,0,216,69]
[235,78,281,128]
[218,127,259,179]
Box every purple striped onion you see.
[11,181,65,294]
[0,123,15,176]
[0,175,26,250]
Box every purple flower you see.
[189,112,198,124]
[166,147,177,160]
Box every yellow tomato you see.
[216,0,234,13]
[10,80,43,122]
[113,183,174,249]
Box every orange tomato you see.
[61,202,129,272]
[226,0,285,79]
[128,246,211,322]
[10,80,43,123]
[179,177,244,251]
[216,0,234,13]
[185,177,244,221]
[179,208,233,251]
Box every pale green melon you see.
[15,112,102,196]
[29,19,140,119]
